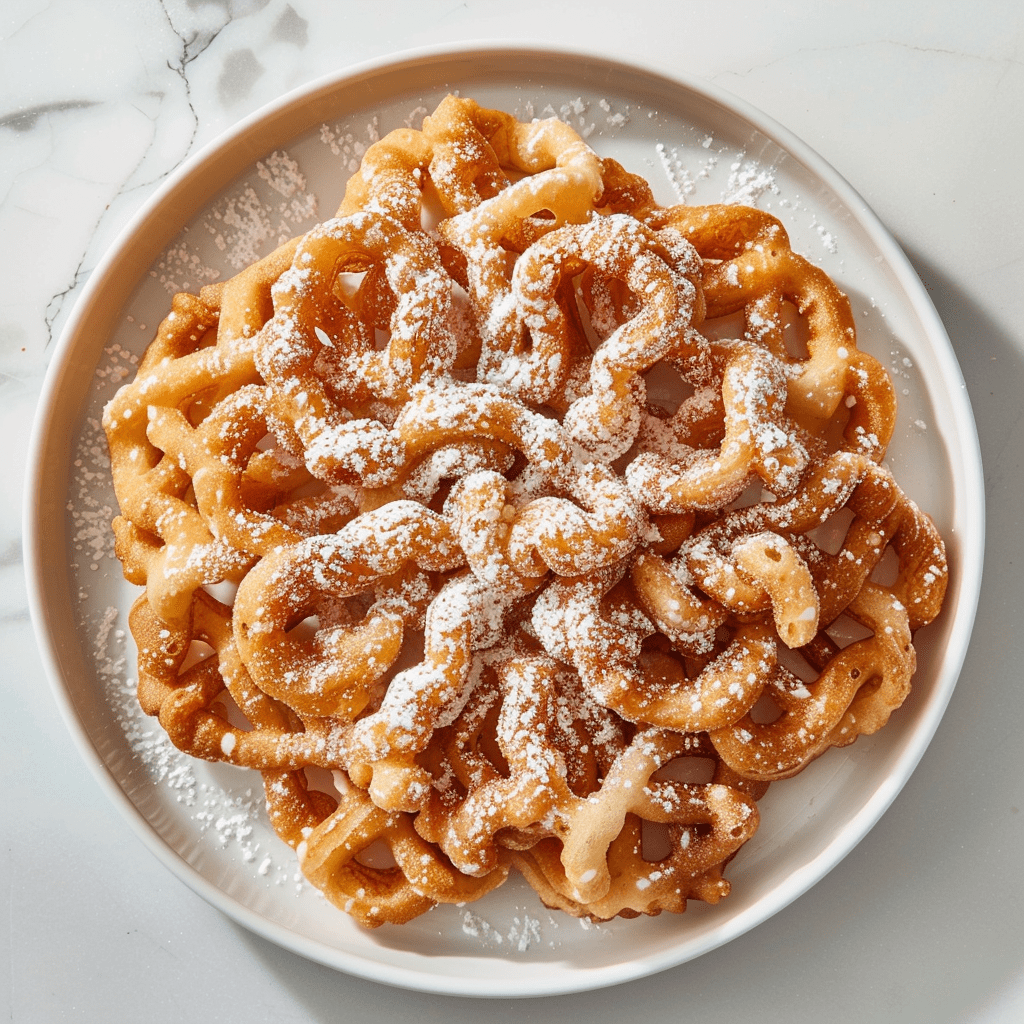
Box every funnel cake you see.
[103,94,947,927]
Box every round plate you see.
[24,43,984,997]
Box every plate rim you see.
[23,39,986,998]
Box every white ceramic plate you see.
[24,44,984,997]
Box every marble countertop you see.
[4,2,1023,1021]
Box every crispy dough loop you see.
[145,384,306,558]
[299,785,508,928]
[556,728,760,911]
[630,549,728,657]
[395,381,647,577]
[681,450,948,631]
[508,728,760,920]
[504,214,707,457]
[531,568,777,733]
[414,654,631,860]
[654,202,897,456]
[438,114,604,385]
[424,651,578,876]
[626,339,810,514]
[233,502,462,719]
[336,94,518,229]
[341,570,542,813]
[255,211,455,485]
[710,582,917,781]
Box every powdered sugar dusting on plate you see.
[151,148,320,294]
[87,596,302,889]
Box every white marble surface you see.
[3,1,1023,1020]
